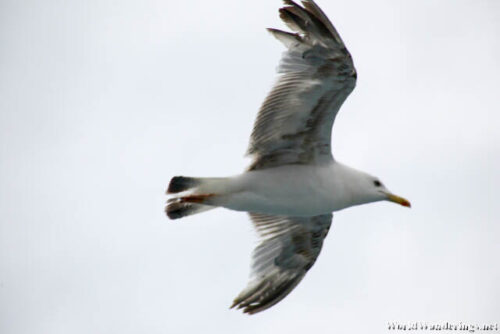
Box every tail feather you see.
[165,200,214,220]
[166,176,226,220]
[167,176,201,194]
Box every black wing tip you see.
[229,301,262,315]
[230,274,306,315]
[275,0,343,46]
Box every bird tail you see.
[165,176,226,220]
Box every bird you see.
[165,0,410,314]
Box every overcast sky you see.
[1,0,499,333]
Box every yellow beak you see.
[386,193,411,207]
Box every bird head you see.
[366,177,411,208]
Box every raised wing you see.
[247,0,356,171]
[231,213,332,314]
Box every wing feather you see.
[247,0,356,171]
[231,213,332,314]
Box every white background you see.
[1,0,499,333]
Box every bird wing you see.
[231,213,332,314]
[247,0,356,171]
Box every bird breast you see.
[223,164,350,216]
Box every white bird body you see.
[165,0,410,314]
[201,162,375,216]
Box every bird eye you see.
[373,180,382,187]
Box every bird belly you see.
[219,165,340,216]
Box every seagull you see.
[166,0,410,314]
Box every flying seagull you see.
[166,0,410,314]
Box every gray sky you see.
[1,0,499,333]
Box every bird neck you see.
[331,162,375,207]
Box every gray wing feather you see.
[231,213,332,314]
[247,0,356,171]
